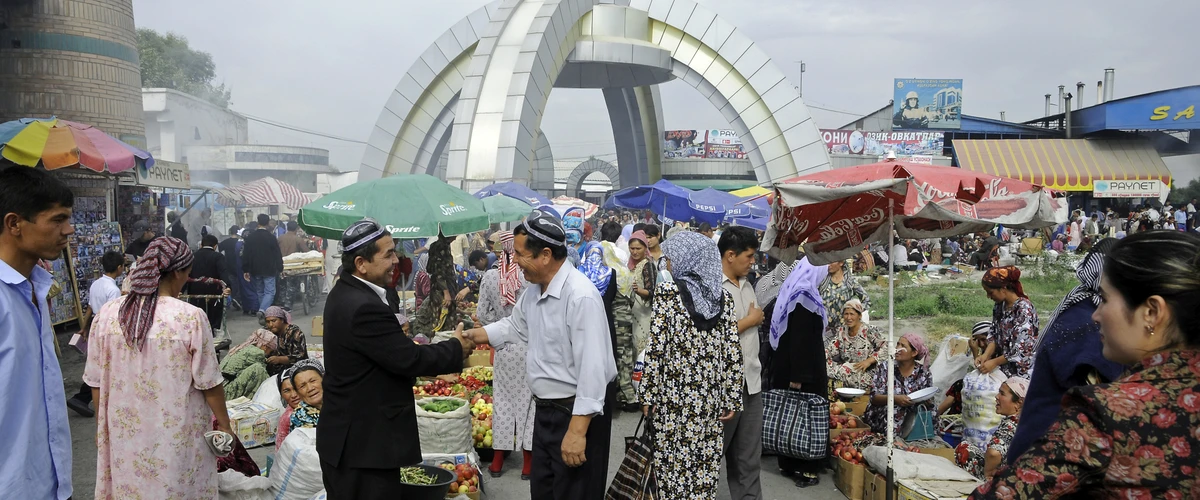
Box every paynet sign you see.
[1092,180,1165,198]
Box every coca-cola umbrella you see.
[763,160,1061,493]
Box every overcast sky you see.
[133,0,1199,173]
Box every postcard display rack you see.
[69,222,125,310]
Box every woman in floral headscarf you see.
[474,231,535,479]
[862,332,934,436]
[412,236,459,336]
[978,266,1039,378]
[84,237,231,499]
[639,231,743,499]
[627,230,657,352]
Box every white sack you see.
[961,370,1006,448]
[929,335,973,408]
[863,446,978,482]
[271,428,324,500]
[416,397,473,455]
[252,374,284,410]
[218,470,273,500]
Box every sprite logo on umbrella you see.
[440,202,468,216]
[323,201,356,211]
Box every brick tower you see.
[0,0,145,146]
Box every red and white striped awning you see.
[214,177,312,210]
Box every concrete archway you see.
[566,158,619,197]
[361,0,829,189]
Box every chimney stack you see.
[1064,93,1073,138]
[1097,80,1104,104]
[1000,111,1006,121]
[1058,85,1066,113]
[1077,82,1085,107]
[1045,94,1053,117]
[1103,68,1115,102]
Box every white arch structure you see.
[565,157,620,197]
[360,0,829,191]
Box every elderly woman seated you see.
[862,333,934,436]
[274,362,310,451]
[824,299,886,390]
[261,306,309,376]
[220,329,277,400]
[956,376,1027,479]
[288,360,325,432]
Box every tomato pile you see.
[830,414,859,429]
[439,463,481,495]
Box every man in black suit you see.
[185,234,232,333]
[217,225,241,310]
[317,218,474,499]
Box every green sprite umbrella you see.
[298,174,490,239]
[481,194,534,223]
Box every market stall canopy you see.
[214,177,312,210]
[605,179,724,225]
[473,181,551,206]
[729,185,771,198]
[952,138,1172,192]
[0,118,153,173]
[766,161,1061,265]
[298,174,489,239]
[480,194,533,223]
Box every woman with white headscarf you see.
[638,231,743,499]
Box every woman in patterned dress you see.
[639,231,744,500]
[820,260,871,337]
[85,237,232,499]
[476,231,536,479]
[627,231,656,353]
[218,329,277,400]
[288,362,324,431]
[978,266,1039,378]
[956,376,1026,479]
[971,230,1200,499]
[600,222,640,411]
[262,305,309,376]
[825,299,886,390]
[862,333,934,436]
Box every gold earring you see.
[1147,325,1155,336]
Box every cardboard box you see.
[866,472,888,500]
[896,479,982,500]
[830,414,869,439]
[311,315,323,337]
[467,351,492,367]
[846,395,869,416]
[226,397,282,449]
[835,456,867,500]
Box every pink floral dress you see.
[989,298,1039,378]
[825,323,886,390]
[970,349,1200,499]
[84,296,225,499]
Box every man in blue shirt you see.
[0,166,76,499]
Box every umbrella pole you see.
[886,199,896,500]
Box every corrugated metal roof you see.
[953,139,1172,191]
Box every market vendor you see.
[124,219,155,259]
[824,299,886,390]
[289,360,325,431]
[220,329,277,400]
[956,376,1026,479]
[317,218,472,499]
[262,306,308,375]
[862,333,934,436]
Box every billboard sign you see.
[705,129,747,159]
[122,160,191,189]
[820,129,944,156]
[663,130,706,158]
[1092,179,1167,199]
[893,78,962,130]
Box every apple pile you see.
[439,463,481,495]
[471,393,494,448]
[413,379,465,398]
[831,431,868,465]
[830,401,848,415]
[462,366,494,382]
[830,414,859,430]
[461,375,487,393]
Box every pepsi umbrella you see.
[473,181,551,206]
[607,179,724,225]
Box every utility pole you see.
[795,60,806,97]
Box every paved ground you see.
[57,296,843,500]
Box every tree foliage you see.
[137,28,232,108]
[1169,178,1200,205]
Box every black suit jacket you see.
[316,270,465,469]
[185,247,228,295]
[242,229,283,276]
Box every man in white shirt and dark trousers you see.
[718,227,765,499]
[67,250,124,417]
[466,209,617,500]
